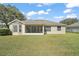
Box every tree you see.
[0,4,26,29]
[60,18,78,25]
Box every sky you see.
[4,3,79,22]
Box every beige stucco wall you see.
[9,21,23,35]
[47,26,66,34]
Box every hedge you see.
[0,28,12,36]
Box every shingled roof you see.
[21,20,65,26]
[67,22,79,27]
[8,19,66,26]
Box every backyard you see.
[0,33,79,56]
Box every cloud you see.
[26,11,37,16]
[66,14,77,18]
[46,9,52,12]
[27,16,31,19]
[54,16,64,19]
[64,9,72,13]
[54,13,77,19]
[26,9,50,16]
[66,3,79,8]
[37,4,42,7]
[36,3,53,7]
[54,14,77,19]
[53,16,65,22]
[53,14,77,22]
[38,10,48,15]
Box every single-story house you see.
[8,19,66,35]
[67,22,79,32]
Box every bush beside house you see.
[0,29,12,36]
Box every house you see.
[8,19,66,35]
[67,22,79,32]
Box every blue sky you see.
[4,3,79,22]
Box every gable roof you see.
[8,19,23,25]
[67,22,79,27]
[8,19,66,26]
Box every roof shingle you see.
[8,19,66,26]
[21,20,66,26]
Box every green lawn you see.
[0,33,79,56]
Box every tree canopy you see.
[60,18,78,25]
[0,4,26,29]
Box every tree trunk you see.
[5,23,9,29]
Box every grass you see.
[0,33,79,56]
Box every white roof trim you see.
[8,19,23,25]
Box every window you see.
[45,26,51,32]
[19,25,22,32]
[25,25,42,33]
[57,26,61,31]
[13,25,18,32]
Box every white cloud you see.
[46,9,52,12]
[26,9,50,16]
[54,16,64,19]
[64,9,72,13]
[38,10,48,15]
[27,16,31,19]
[66,3,79,8]
[37,4,42,7]
[36,3,53,7]
[54,14,77,20]
[26,11,37,16]
[66,14,77,18]
[41,3,52,6]
[53,16,65,22]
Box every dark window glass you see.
[57,26,61,31]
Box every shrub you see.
[0,28,12,36]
